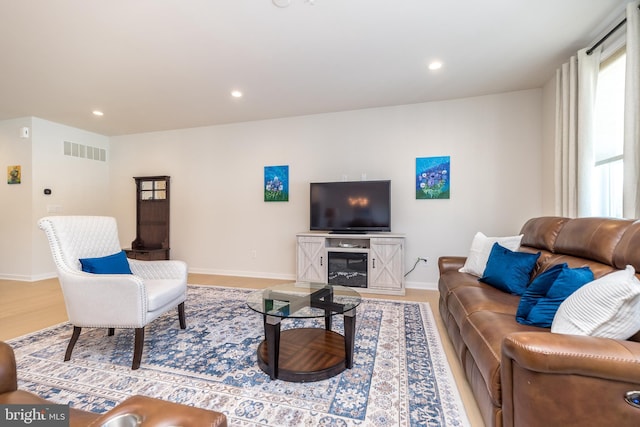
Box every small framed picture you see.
[264,165,289,202]
[7,165,21,184]
[416,156,450,199]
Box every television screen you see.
[310,180,391,232]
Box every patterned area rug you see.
[9,285,469,426]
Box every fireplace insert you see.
[327,251,367,288]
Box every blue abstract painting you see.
[416,156,450,199]
[264,165,289,202]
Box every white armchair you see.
[38,216,187,370]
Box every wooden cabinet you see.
[295,233,405,295]
[125,176,171,261]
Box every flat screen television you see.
[310,180,391,233]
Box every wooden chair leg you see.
[178,302,186,329]
[108,328,115,336]
[65,326,81,362]
[132,327,144,370]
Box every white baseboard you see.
[0,272,57,282]
[188,268,296,282]
[188,268,439,291]
[405,281,439,291]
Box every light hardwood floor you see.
[0,275,484,426]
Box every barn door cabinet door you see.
[296,235,326,283]
[369,238,404,291]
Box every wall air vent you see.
[63,141,106,162]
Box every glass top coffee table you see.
[246,282,361,382]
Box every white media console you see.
[296,232,405,295]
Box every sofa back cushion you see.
[553,217,632,266]
[536,254,617,280]
[613,220,640,273]
[519,217,569,252]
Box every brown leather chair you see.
[0,341,227,427]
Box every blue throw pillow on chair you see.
[79,250,133,274]
[479,243,540,295]
[516,264,594,327]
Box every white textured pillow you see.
[458,232,523,277]
[551,265,640,339]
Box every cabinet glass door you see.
[140,180,166,200]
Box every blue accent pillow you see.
[79,250,133,274]
[479,243,540,295]
[516,263,566,320]
[516,264,594,327]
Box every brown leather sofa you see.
[438,216,640,427]
[0,341,227,426]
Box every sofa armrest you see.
[0,342,18,394]
[503,331,640,379]
[57,270,151,327]
[437,256,466,275]
[501,332,640,427]
[89,395,227,427]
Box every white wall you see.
[30,118,111,278]
[0,118,33,280]
[110,89,544,288]
[0,117,110,280]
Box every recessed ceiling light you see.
[428,61,443,71]
[92,110,104,116]
[231,90,243,98]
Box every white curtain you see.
[623,1,640,218]
[555,57,578,217]
[554,48,601,217]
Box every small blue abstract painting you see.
[416,156,450,199]
[264,165,289,202]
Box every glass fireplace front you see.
[327,251,367,288]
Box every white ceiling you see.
[0,0,630,136]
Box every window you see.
[592,50,625,217]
